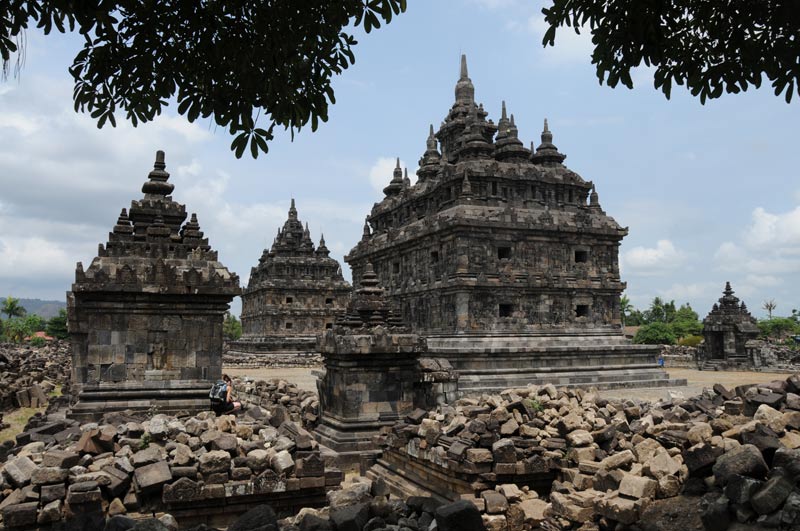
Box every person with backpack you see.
[210,373,241,414]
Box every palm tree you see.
[762,299,777,319]
[620,294,633,326]
[1,296,26,319]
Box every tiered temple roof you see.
[73,151,240,295]
[239,200,351,341]
[346,55,627,335]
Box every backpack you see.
[209,381,227,403]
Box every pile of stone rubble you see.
[223,351,323,369]
[0,341,70,411]
[0,405,342,529]
[235,379,321,429]
[369,375,800,530]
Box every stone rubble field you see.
[0,379,336,530]
[3,341,800,530]
[369,374,800,530]
[0,341,70,413]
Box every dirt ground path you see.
[223,365,794,401]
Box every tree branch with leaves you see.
[542,0,800,103]
[1,0,407,158]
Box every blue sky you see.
[0,0,798,318]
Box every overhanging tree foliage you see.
[542,0,800,103]
[1,1,406,158]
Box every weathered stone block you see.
[134,461,172,492]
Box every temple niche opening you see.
[230,200,352,356]
[68,151,240,419]
[345,55,685,393]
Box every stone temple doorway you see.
[709,332,725,359]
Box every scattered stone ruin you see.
[345,55,684,394]
[230,199,351,358]
[698,282,761,370]
[67,151,240,420]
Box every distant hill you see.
[17,298,67,319]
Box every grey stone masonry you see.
[344,55,684,393]
[231,199,351,356]
[698,282,761,368]
[347,55,626,336]
[315,264,427,469]
[68,150,240,419]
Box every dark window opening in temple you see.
[431,251,439,263]
[285,322,293,329]
[576,305,589,318]
[492,182,498,195]
[325,298,334,305]
[286,297,293,304]
[502,187,508,198]
[325,323,333,329]
[575,250,589,263]
[499,304,513,317]
[393,262,400,274]
[498,246,511,260]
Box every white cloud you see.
[0,237,77,279]
[526,15,593,65]
[743,206,800,249]
[743,274,783,288]
[368,157,413,196]
[657,282,717,304]
[622,239,686,275]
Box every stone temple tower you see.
[68,151,240,419]
[345,56,684,394]
[230,199,352,357]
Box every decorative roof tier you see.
[72,151,240,295]
[247,200,350,289]
[704,282,759,325]
[335,263,405,331]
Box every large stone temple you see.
[231,200,352,355]
[346,56,684,394]
[68,151,241,419]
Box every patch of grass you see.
[0,406,47,444]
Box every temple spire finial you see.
[501,101,507,121]
[142,149,174,197]
[288,198,297,219]
[455,54,475,103]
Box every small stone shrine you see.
[314,263,427,468]
[68,151,240,419]
[698,281,761,367]
[230,200,351,356]
[346,56,684,393]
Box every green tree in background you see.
[1,0,407,159]
[627,297,703,344]
[46,309,69,340]
[633,322,677,345]
[223,313,243,341]
[2,296,26,319]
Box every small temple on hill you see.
[68,151,240,419]
[345,55,683,394]
[231,200,351,356]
